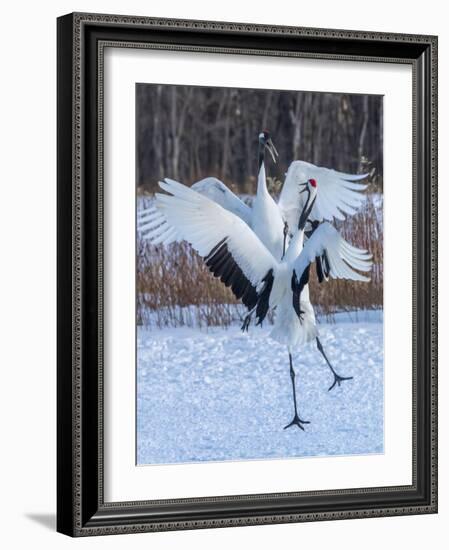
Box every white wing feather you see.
[153,179,277,289]
[278,160,369,228]
[191,177,252,225]
[293,222,372,282]
[137,177,252,244]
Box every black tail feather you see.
[291,266,310,321]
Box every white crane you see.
[149,178,372,430]
[273,159,370,400]
[138,136,372,426]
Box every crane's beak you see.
[299,182,308,193]
[265,138,279,163]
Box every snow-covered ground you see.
[137,311,383,465]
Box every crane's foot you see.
[241,313,252,332]
[283,415,310,431]
[328,373,353,392]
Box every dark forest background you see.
[136,84,383,193]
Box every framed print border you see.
[57,12,438,537]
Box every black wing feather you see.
[255,269,274,325]
[316,256,325,283]
[204,239,272,317]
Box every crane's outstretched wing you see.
[138,177,251,243]
[152,178,277,323]
[278,160,369,229]
[291,222,372,319]
[137,202,180,245]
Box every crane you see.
[148,178,372,429]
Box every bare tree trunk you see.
[358,95,369,172]
[220,91,233,181]
[170,87,179,179]
[261,91,273,130]
[153,85,163,177]
[289,93,303,159]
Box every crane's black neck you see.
[298,192,316,231]
[258,140,265,172]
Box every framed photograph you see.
[57,12,438,536]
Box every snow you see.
[137,311,383,465]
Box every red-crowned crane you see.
[145,177,372,430]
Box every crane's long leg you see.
[241,305,256,332]
[284,350,310,431]
[316,337,353,391]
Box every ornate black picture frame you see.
[57,12,438,537]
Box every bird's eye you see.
[309,178,317,188]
